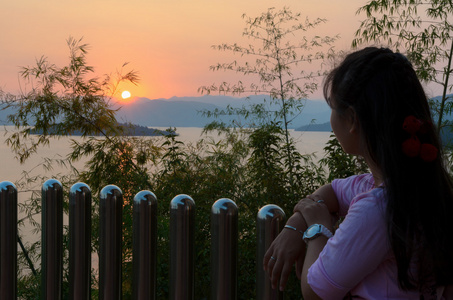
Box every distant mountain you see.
[29,123,176,136]
[0,95,331,128]
[0,106,18,125]
[296,122,332,132]
[3,94,452,130]
[114,95,331,128]
[114,97,233,128]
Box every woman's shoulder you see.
[349,185,385,210]
[332,173,374,187]
[332,173,375,198]
[332,173,376,215]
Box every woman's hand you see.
[263,186,339,292]
[263,212,307,291]
[294,196,333,229]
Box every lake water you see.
[0,126,332,184]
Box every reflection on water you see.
[0,126,331,188]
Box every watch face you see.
[306,224,320,238]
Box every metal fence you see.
[0,179,287,300]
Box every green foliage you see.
[247,123,287,203]
[353,0,453,136]
[200,7,338,102]
[2,37,139,163]
[199,6,338,202]
[2,37,146,299]
[320,134,369,182]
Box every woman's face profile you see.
[330,101,361,156]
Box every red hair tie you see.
[401,116,438,162]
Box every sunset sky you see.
[1,0,405,101]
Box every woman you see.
[263,47,453,299]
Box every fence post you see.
[210,198,238,300]
[133,190,158,300]
[0,181,17,299]
[256,205,286,300]
[41,179,64,300]
[170,194,195,300]
[69,182,92,300]
[99,185,123,300]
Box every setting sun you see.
[121,91,131,99]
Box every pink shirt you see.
[307,174,422,299]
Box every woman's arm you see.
[263,184,339,291]
[263,211,307,291]
[295,184,339,215]
[296,198,335,300]
[300,193,391,299]
[301,236,329,300]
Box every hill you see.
[0,95,331,128]
[296,122,332,132]
[2,94,452,130]
[113,95,331,128]
[28,123,176,136]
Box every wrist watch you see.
[303,224,333,243]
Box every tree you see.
[0,37,160,298]
[353,0,453,137]
[2,37,142,161]
[199,7,338,196]
[320,134,369,182]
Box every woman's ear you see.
[347,108,359,134]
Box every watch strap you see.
[303,224,333,243]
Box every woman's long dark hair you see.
[323,47,453,290]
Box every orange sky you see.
[1,0,393,101]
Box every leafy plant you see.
[320,134,369,182]
[199,7,338,193]
[0,37,152,299]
